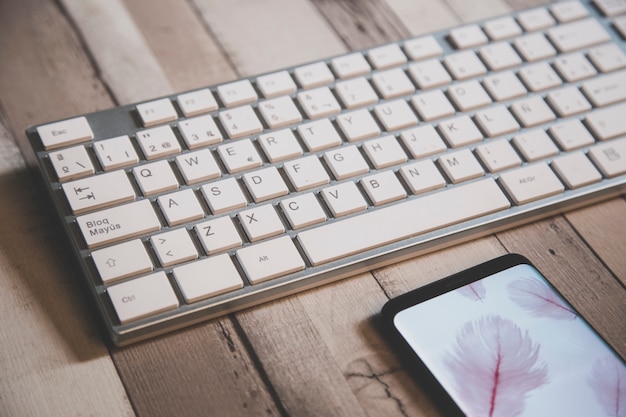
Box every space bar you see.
[297,179,511,266]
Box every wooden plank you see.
[110,318,280,417]
[0,0,112,164]
[565,199,626,286]
[123,0,237,91]
[60,0,172,104]
[445,0,512,22]
[383,0,460,35]
[498,218,626,357]
[310,0,409,49]
[0,121,134,417]
[191,0,347,76]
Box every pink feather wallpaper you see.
[394,264,626,417]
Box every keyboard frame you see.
[26,0,626,346]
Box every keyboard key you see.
[410,90,455,121]
[450,24,488,49]
[517,7,556,31]
[136,99,178,127]
[280,192,327,230]
[297,118,342,152]
[297,87,341,119]
[475,139,522,173]
[331,53,371,79]
[551,152,602,189]
[256,70,297,98]
[324,145,369,180]
[77,199,161,248]
[368,43,407,69]
[482,71,527,102]
[478,42,522,71]
[49,145,95,182]
[238,204,285,242]
[62,170,135,214]
[371,68,415,99]
[549,119,595,151]
[518,62,562,92]
[437,148,485,183]
[546,86,592,117]
[587,43,626,73]
[37,116,94,150]
[362,135,407,169]
[280,193,326,229]
[408,59,452,89]
[510,96,556,127]
[294,62,334,89]
[550,1,589,22]
[283,155,330,191]
[94,135,140,171]
[258,129,304,162]
[585,102,626,140]
[157,189,204,226]
[195,216,243,255]
[297,179,510,266]
[175,149,221,185]
[498,163,565,205]
[399,159,446,194]
[258,95,302,129]
[335,77,378,109]
[92,239,153,283]
[173,255,243,303]
[547,18,610,53]
[474,105,520,138]
[403,36,443,60]
[236,236,305,284]
[136,125,181,160]
[512,129,560,162]
[483,16,522,40]
[218,105,263,139]
[581,70,626,107]
[399,125,447,159]
[321,182,368,217]
[514,33,556,62]
[217,138,262,173]
[242,166,289,203]
[217,79,258,108]
[360,170,406,206]
[108,271,178,324]
[438,115,483,148]
[177,89,218,117]
[177,115,223,149]
[593,0,626,17]
[374,99,419,131]
[553,53,597,82]
[133,160,179,196]
[336,109,381,142]
[447,80,492,111]
[443,51,486,80]
[150,228,198,267]
[201,177,248,214]
[588,137,626,177]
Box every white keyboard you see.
[28,0,626,345]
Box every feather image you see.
[444,315,548,417]
[456,281,487,301]
[588,355,626,417]
[507,277,576,320]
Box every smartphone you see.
[381,253,626,417]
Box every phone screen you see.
[392,262,626,417]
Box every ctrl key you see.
[107,271,179,324]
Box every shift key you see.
[77,199,161,248]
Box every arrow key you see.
[150,228,198,267]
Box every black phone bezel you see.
[379,253,537,417]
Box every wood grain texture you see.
[123,0,237,91]
[565,199,626,286]
[445,0,513,22]
[191,0,347,76]
[0,119,134,417]
[383,0,460,35]
[60,0,173,105]
[111,318,280,417]
[310,0,410,49]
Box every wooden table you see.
[0,0,624,415]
